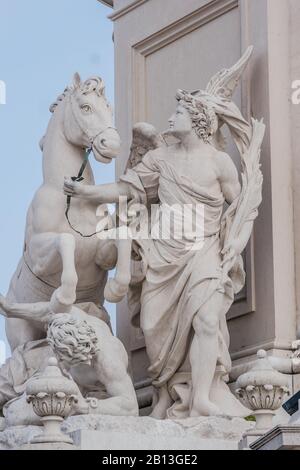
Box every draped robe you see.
[121,151,247,418]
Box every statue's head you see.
[47,314,99,366]
[167,89,218,142]
[49,73,121,163]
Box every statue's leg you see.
[189,290,224,417]
[100,230,132,303]
[28,232,78,306]
[95,239,118,271]
[4,394,41,427]
[5,317,44,351]
[150,385,172,420]
[6,232,77,350]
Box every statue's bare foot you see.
[150,388,172,420]
[150,402,168,420]
[190,399,221,417]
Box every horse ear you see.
[73,72,81,89]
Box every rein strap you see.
[65,148,102,238]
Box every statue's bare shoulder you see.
[146,145,168,160]
[149,142,181,162]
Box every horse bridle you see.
[65,94,117,238]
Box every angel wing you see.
[205,46,253,100]
[125,122,166,170]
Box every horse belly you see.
[6,258,55,303]
[20,187,108,304]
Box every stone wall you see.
[290,0,300,336]
[109,0,299,406]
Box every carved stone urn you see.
[235,350,290,431]
[26,357,78,445]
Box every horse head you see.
[49,73,121,163]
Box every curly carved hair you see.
[47,314,99,365]
[176,89,218,143]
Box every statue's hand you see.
[63,177,91,199]
[221,240,241,269]
[71,397,90,416]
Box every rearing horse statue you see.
[4,73,121,350]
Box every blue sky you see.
[0,0,115,361]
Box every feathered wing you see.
[205,46,254,100]
[220,118,265,292]
[201,47,265,294]
[188,47,254,156]
[125,122,166,170]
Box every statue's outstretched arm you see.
[63,179,131,204]
[63,122,164,204]
[0,294,51,325]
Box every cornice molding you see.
[108,0,149,21]
[98,0,113,8]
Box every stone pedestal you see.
[250,426,300,451]
[21,442,76,451]
[239,432,264,450]
[0,415,254,451]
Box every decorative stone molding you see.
[109,0,148,21]
[250,426,300,451]
[231,339,293,362]
[98,0,113,7]
[26,357,78,446]
[236,350,290,431]
[132,0,239,122]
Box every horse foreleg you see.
[28,232,78,306]
[103,233,132,304]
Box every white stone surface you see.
[250,426,300,451]
[66,415,255,450]
[0,415,254,450]
[26,357,78,445]
[0,426,42,450]
[0,295,138,424]
[236,350,290,431]
[63,49,265,420]
[3,74,121,352]
[21,442,76,450]
[112,0,299,405]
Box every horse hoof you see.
[104,278,129,303]
[54,287,76,308]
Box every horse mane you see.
[49,76,105,114]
